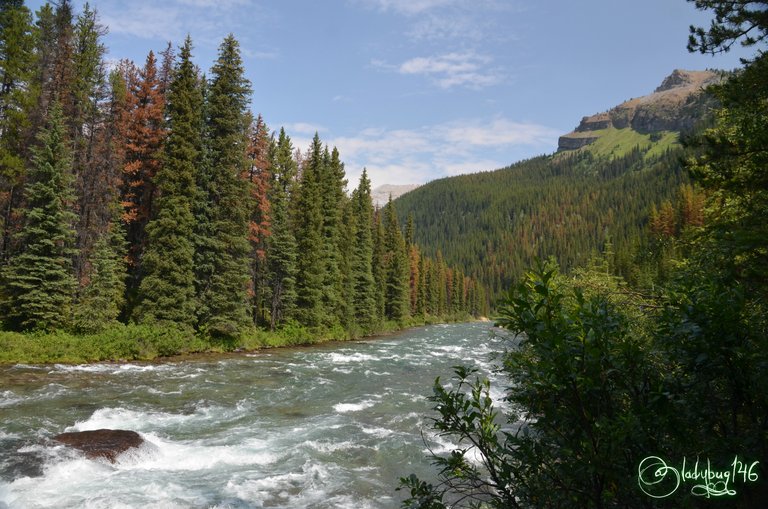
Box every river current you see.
[0,322,504,509]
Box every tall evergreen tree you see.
[266,128,298,329]
[382,197,409,321]
[121,50,165,292]
[70,3,110,283]
[1,102,76,330]
[244,113,271,325]
[73,212,126,332]
[0,0,34,263]
[372,208,386,321]
[319,146,347,327]
[198,34,252,336]
[134,37,201,329]
[293,133,326,327]
[350,169,377,332]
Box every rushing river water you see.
[0,322,505,509]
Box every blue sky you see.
[28,0,753,189]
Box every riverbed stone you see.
[53,429,143,462]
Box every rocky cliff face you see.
[558,69,721,151]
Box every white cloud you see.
[102,5,183,41]
[353,0,517,43]
[439,118,560,147]
[381,52,502,89]
[283,122,328,135]
[354,0,457,15]
[177,0,250,8]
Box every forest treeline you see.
[0,0,485,358]
[395,99,711,303]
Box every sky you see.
[27,0,754,190]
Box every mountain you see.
[558,69,720,152]
[371,184,420,207]
[394,70,718,303]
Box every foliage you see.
[197,34,252,337]
[265,128,298,329]
[401,263,665,509]
[1,102,77,331]
[134,37,200,330]
[687,0,768,55]
[685,51,768,296]
[73,219,126,333]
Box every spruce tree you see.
[350,169,377,332]
[372,208,386,322]
[122,50,165,291]
[266,128,298,329]
[2,102,77,330]
[198,34,252,336]
[383,197,409,321]
[73,214,126,332]
[134,37,200,329]
[0,0,34,262]
[244,113,271,325]
[319,146,346,327]
[293,133,326,327]
[338,198,356,330]
[71,4,110,283]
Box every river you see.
[0,322,505,509]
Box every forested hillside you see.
[0,0,484,362]
[395,74,715,302]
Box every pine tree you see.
[372,209,386,321]
[244,113,271,325]
[416,254,428,316]
[198,34,252,336]
[338,198,356,330]
[408,244,420,314]
[134,37,200,329]
[319,145,347,327]
[435,250,447,315]
[293,133,326,327]
[350,169,377,332]
[71,3,110,283]
[0,0,33,263]
[73,213,126,332]
[2,102,76,330]
[383,197,409,321]
[122,50,165,291]
[266,128,298,329]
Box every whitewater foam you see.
[333,400,376,413]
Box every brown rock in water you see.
[53,429,143,462]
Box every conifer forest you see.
[0,0,484,362]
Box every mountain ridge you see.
[557,69,720,151]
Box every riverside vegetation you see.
[399,1,768,508]
[0,1,486,364]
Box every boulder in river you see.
[53,429,143,463]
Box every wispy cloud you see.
[284,122,329,135]
[353,0,517,42]
[96,0,273,57]
[353,0,457,15]
[376,52,502,89]
[101,4,185,41]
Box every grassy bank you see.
[0,314,474,365]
